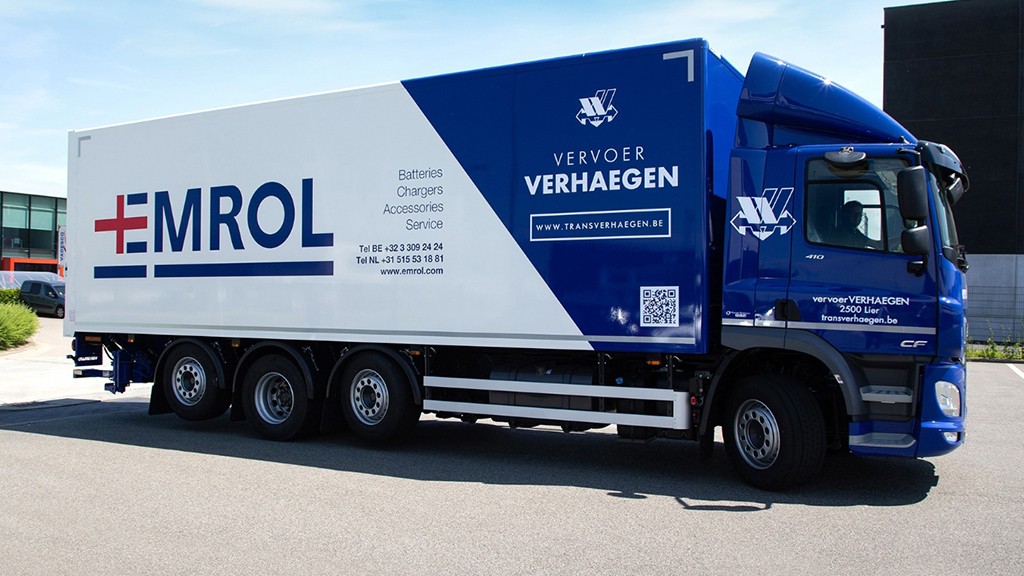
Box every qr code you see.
[641,286,679,327]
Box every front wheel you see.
[724,375,826,491]
[339,352,418,442]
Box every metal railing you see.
[967,285,1023,344]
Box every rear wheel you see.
[340,352,418,442]
[724,375,826,490]
[242,354,318,441]
[162,343,230,421]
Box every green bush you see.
[0,302,39,351]
[0,288,21,306]
[1002,342,1024,360]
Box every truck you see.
[66,39,969,490]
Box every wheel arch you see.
[151,337,228,415]
[327,344,422,406]
[154,337,229,393]
[153,337,233,421]
[702,326,867,436]
[233,341,317,400]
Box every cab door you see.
[787,148,938,356]
[722,147,799,330]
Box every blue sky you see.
[1,0,936,196]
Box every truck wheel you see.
[724,375,826,491]
[162,343,230,421]
[242,354,317,441]
[340,352,418,441]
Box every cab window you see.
[805,157,910,253]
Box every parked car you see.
[20,280,66,318]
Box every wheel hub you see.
[351,369,389,426]
[255,372,294,425]
[173,357,206,406]
[734,399,781,470]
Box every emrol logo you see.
[730,187,796,241]
[577,89,618,127]
[92,178,334,279]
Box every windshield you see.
[915,141,968,271]
[929,171,964,268]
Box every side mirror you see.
[897,166,930,221]
[902,225,930,276]
[919,140,969,205]
[947,175,966,205]
[902,226,930,255]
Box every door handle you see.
[775,299,802,321]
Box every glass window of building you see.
[29,196,57,257]
[2,193,31,257]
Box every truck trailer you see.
[67,39,969,490]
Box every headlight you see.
[935,381,961,417]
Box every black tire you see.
[242,354,318,441]
[724,375,826,491]
[161,343,231,421]
[339,352,418,442]
[54,305,65,319]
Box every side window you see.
[805,157,909,253]
[23,282,39,295]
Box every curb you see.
[0,398,102,412]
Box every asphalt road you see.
[1,355,1022,574]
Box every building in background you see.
[1,190,66,275]
[885,0,1022,342]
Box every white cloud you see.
[189,0,335,12]
[0,159,66,197]
[0,114,66,196]
[0,87,59,115]
[188,0,338,15]
[67,77,145,93]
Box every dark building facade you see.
[885,0,1024,341]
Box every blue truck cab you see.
[720,54,967,476]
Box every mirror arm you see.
[907,256,927,277]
